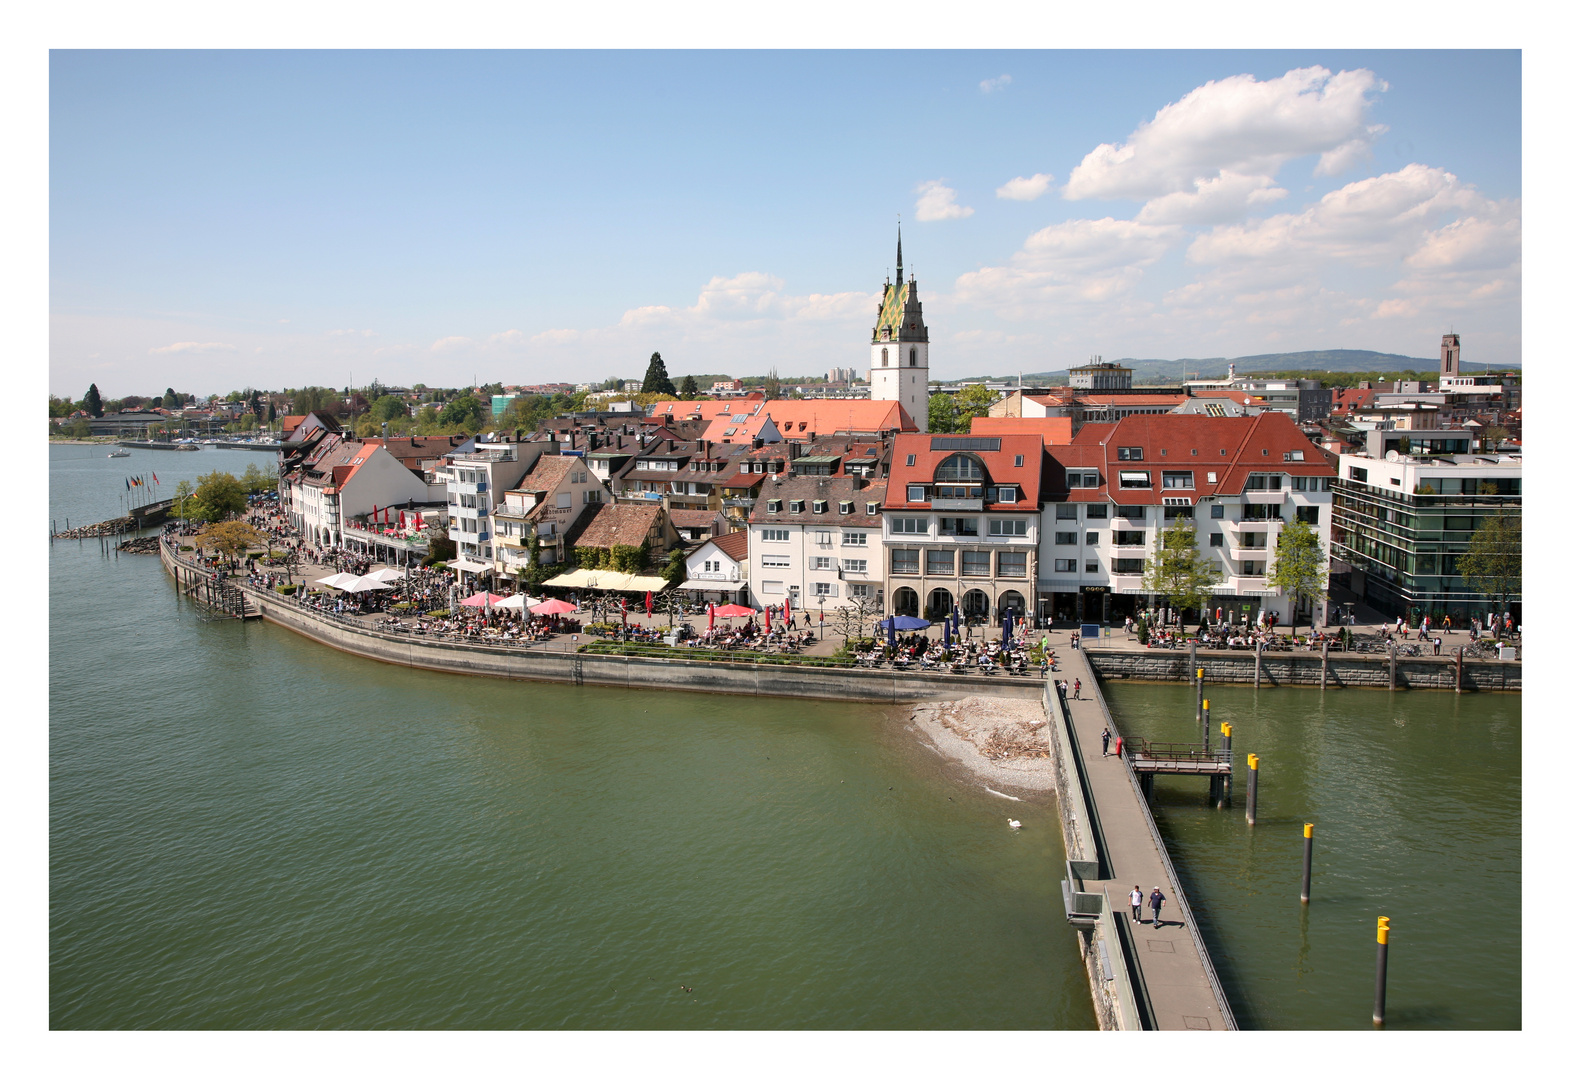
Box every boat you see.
[108,449,131,458]
[176,443,200,451]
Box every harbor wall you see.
[1084,646,1521,692]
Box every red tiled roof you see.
[710,530,748,561]
[969,416,1074,443]
[884,434,1044,511]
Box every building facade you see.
[747,477,888,612]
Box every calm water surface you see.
[1102,680,1520,1030]
[50,444,1093,1029]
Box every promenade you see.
[1049,629,1236,1031]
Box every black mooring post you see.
[1373,916,1390,1026]
[1301,823,1314,902]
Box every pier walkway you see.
[1049,632,1236,1031]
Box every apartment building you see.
[492,455,610,579]
[436,441,554,569]
[881,434,1043,624]
[747,477,888,612]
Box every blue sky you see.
[49,50,1522,398]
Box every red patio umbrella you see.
[645,590,653,616]
[784,597,791,625]
[764,606,771,632]
[708,603,715,631]
[459,592,508,607]
[714,603,753,618]
[530,598,578,615]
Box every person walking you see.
[1149,886,1166,929]
[1074,678,1082,700]
[1129,885,1143,925]
[1101,727,1111,756]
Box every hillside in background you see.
[976,349,1520,386]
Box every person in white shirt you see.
[1129,886,1143,924]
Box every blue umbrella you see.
[1002,611,1012,650]
[880,615,932,631]
[887,619,896,649]
[943,619,951,647]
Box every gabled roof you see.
[747,478,888,527]
[710,530,748,561]
[969,416,1074,444]
[669,509,722,529]
[884,434,1044,511]
[574,503,663,549]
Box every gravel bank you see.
[903,694,1054,794]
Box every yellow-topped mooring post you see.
[1220,723,1234,803]
[1374,916,1391,1026]
[1196,666,1205,724]
[1246,753,1260,825]
[1300,823,1314,902]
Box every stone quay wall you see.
[1084,647,1521,692]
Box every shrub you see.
[1137,617,1150,645]
[179,545,194,552]
[275,583,299,595]
[425,608,450,618]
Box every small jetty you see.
[116,440,200,451]
[52,498,175,539]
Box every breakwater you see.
[1085,646,1520,692]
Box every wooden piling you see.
[1388,642,1397,690]
[1320,639,1329,690]
[1254,640,1262,688]
[1455,647,1464,693]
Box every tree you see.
[662,547,687,586]
[171,479,195,520]
[192,470,246,522]
[241,462,266,493]
[1140,518,1220,632]
[954,384,998,429]
[439,394,484,430]
[1265,517,1328,633]
[423,524,457,566]
[83,383,103,418]
[641,352,677,396]
[199,521,267,568]
[1482,424,1510,452]
[266,401,276,425]
[1458,514,1520,636]
[679,374,699,398]
[162,387,180,409]
[926,392,959,433]
[762,368,781,399]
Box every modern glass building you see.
[1330,452,1522,621]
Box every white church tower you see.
[869,228,929,432]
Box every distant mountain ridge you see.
[987,349,1520,386]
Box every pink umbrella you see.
[531,598,578,615]
[714,603,753,618]
[708,603,715,631]
[399,510,406,529]
[764,606,771,632]
[784,598,791,625]
[460,592,508,607]
[644,590,653,616]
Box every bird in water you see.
[1007,818,1022,829]
[680,985,693,993]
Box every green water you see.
[1102,680,1520,1030]
[50,445,1094,1029]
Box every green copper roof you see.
[875,283,909,334]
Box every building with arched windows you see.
[869,229,929,432]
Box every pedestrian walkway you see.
[1051,635,1235,1030]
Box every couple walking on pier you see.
[1129,885,1167,928]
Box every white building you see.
[747,476,888,613]
[436,441,556,569]
[680,531,750,607]
[869,229,930,433]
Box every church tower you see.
[869,228,930,432]
[1440,332,1461,377]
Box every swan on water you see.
[1007,818,1022,829]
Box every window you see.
[1297,506,1320,525]
[811,556,834,570]
[996,487,1018,503]
[1240,560,1264,576]
[761,528,790,541]
[1119,471,1151,488]
[935,454,984,482]
[815,530,832,544]
[1242,504,1282,520]
[882,348,889,366]
[1211,504,1225,518]
[926,549,955,575]
[1055,531,1076,545]
[842,558,868,573]
[1084,531,1099,546]
[1163,506,1194,520]
[962,551,991,576]
[988,519,1028,537]
[1084,561,1099,574]
[1014,454,1025,467]
[703,559,719,573]
[1112,558,1145,574]
[906,454,916,466]
[812,500,827,514]
[1122,506,1146,520]
[767,499,782,513]
[891,517,928,535]
[813,581,834,596]
[1291,476,1327,492]
[1209,532,1223,547]
[1162,471,1194,489]
[839,501,853,515]
[842,531,868,546]
[1117,447,1144,461]
[1348,466,1369,484]
[1067,471,1100,488]
[997,551,1028,578]
[1240,532,1266,549]
[890,549,920,575]
[1085,504,1108,520]
[761,554,791,568]
[1113,530,1145,546]
[790,500,805,514]
[556,492,573,508]
[584,490,601,504]
[906,485,928,502]
[1245,473,1283,491]
[850,583,872,598]
[1054,559,1077,573]
[1284,450,1304,462]
[1056,504,1078,520]
[939,517,979,536]
[866,502,880,515]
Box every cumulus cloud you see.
[915,180,974,221]
[328,328,377,338]
[996,173,1054,201]
[148,341,237,354]
[430,335,478,352]
[980,74,1012,93]
[953,218,1182,317]
[1063,66,1388,206]
[1136,171,1288,225]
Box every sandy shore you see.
[901,694,1055,794]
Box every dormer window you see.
[813,500,827,514]
[839,501,853,514]
[790,500,805,514]
[767,499,782,513]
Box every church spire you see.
[895,226,903,287]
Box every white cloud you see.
[996,173,1054,201]
[430,335,478,352]
[148,341,237,355]
[327,328,377,338]
[1063,66,1388,205]
[953,218,1182,317]
[915,180,974,222]
[980,74,1012,93]
[1136,171,1288,225]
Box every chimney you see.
[752,438,763,450]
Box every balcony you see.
[723,497,756,509]
[931,497,984,511]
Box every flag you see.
[153,472,159,485]
[125,478,130,491]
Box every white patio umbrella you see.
[339,576,394,593]
[362,567,405,583]
[313,572,361,589]
[492,594,531,610]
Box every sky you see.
[48,49,1522,399]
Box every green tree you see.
[926,391,959,433]
[370,395,406,423]
[83,383,103,417]
[423,524,456,566]
[162,387,180,409]
[171,479,196,520]
[49,395,75,417]
[265,401,277,425]
[192,470,246,522]
[954,384,998,429]
[241,462,266,493]
[661,547,687,586]
[1265,517,1328,633]
[679,374,699,398]
[1140,518,1220,632]
[199,521,267,569]
[1458,514,1521,635]
[641,352,677,396]
[762,368,781,399]
[439,393,484,429]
